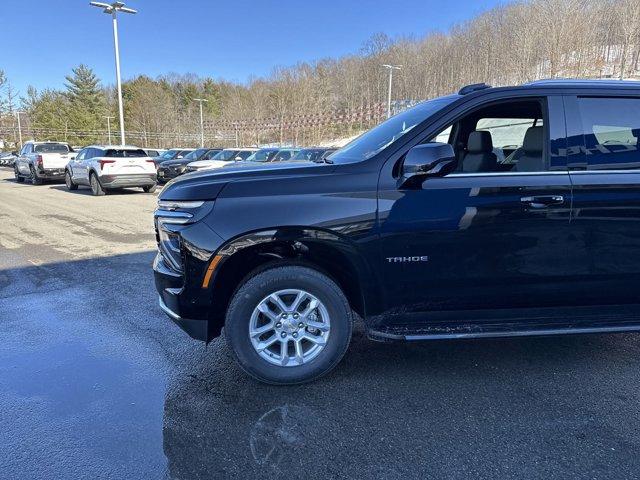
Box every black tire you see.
[225,265,353,385]
[14,166,24,183]
[143,183,157,193]
[90,172,106,196]
[65,170,78,190]
[30,165,43,185]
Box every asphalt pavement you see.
[1,168,640,479]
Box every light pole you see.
[90,1,137,146]
[193,98,208,147]
[15,111,24,147]
[104,115,115,144]
[382,64,402,118]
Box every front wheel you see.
[65,170,78,191]
[14,166,24,183]
[89,172,105,196]
[225,265,353,385]
[142,183,157,193]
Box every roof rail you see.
[458,83,492,95]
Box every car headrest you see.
[523,126,543,154]
[467,131,493,153]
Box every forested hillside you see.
[1,0,639,148]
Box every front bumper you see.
[100,173,157,188]
[153,253,209,342]
[157,166,185,182]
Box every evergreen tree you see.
[64,64,106,144]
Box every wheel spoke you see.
[290,291,308,313]
[280,339,290,366]
[303,333,327,346]
[305,320,330,332]
[301,298,320,317]
[256,303,278,322]
[269,294,289,314]
[255,334,279,352]
[250,321,275,338]
[294,340,304,364]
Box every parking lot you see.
[2,167,640,479]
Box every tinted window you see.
[214,150,239,161]
[104,149,147,157]
[577,97,640,170]
[237,150,253,160]
[34,143,70,153]
[203,149,222,160]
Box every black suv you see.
[154,80,640,384]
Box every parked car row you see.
[0,151,17,166]
[13,141,158,195]
[9,140,338,193]
[162,146,336,179]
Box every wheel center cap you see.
[283,318,298,333]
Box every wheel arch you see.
[204,227,381,341]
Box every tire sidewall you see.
[225,266,352,384]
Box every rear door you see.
[69,148,87,184]
[565,94,640,305]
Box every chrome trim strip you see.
[159,295,181,320]
[446,171,568,178]
[568,170,640,175]
[401,324,640,341]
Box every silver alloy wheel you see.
[90,175,98,193]
[65,172,72,189]
[249,289,331,367]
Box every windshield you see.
[183,149,208,161]
[327,95,458,164]
[212,150,238,161]
[34,143,69,154]
[161,149,178,159]
[246,149,278,162]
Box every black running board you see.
[368,323,640,342]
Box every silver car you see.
[64,145,157,196]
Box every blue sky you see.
[2,0,502,95]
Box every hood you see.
[186,159,229,169]
[160,158,192,167]
[159,161,331,201]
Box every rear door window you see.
[576,97,640,170]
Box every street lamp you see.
[104,115,115,144]
[382,64,402,119]
[193,98,208,148]
[89,1,137,146]
[15,111,24,147]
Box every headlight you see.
[154,200,209,272]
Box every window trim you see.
[412,96,559,178]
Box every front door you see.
[377,95,576,326]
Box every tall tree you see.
[64,64,106,144]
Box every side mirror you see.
[398,143,456,188]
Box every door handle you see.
[520,195,564,208]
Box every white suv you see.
[65,145,157,196]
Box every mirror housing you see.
[398,143,456,188]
